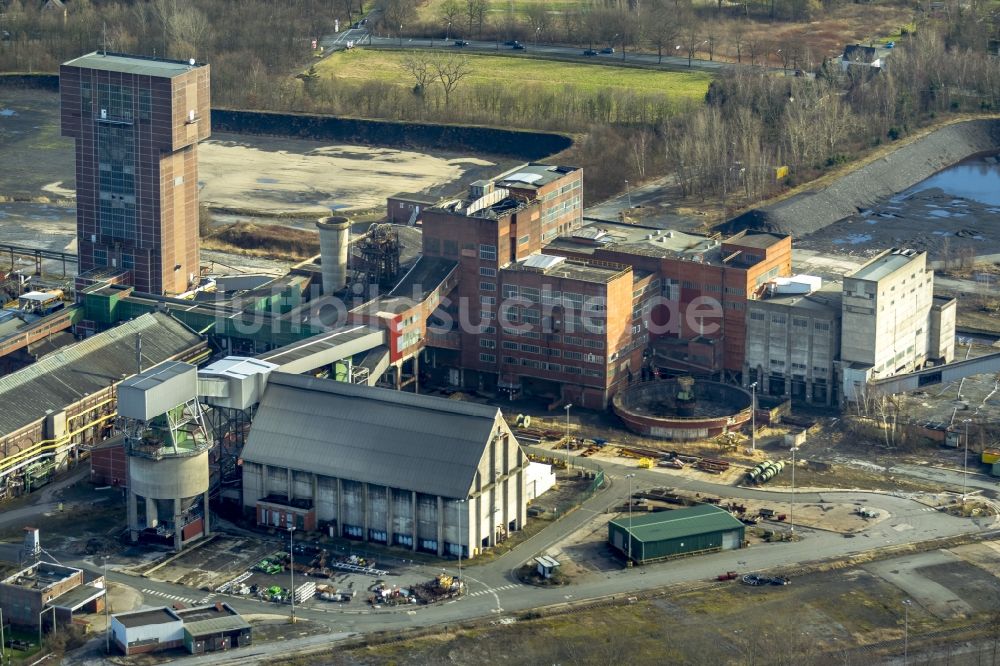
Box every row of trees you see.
[381,1,835,68]
[659,29,1000,206]
[383,0,884,45]
[0,0,341,87]
[1,0,998,210]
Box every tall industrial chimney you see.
[316,216,350,295]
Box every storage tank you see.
[120,362,212,550]
[316,215,351,295]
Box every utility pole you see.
[963,419,971,503]
[625,473,636,565]
[789,446,799,535]
[104,557,110,655]
[749,382,757,452]
[903,599,912,664]
[288,525,296,623]
[564,403,573,468]
[456,498,466,595]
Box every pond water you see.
[907,161,1000,207]
[799,154,1000,260]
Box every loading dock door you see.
[721,530,740,550]
[612,530,624,551]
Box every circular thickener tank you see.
[128,451,209,500]
[316,215,351,295]
[613,379,753,441]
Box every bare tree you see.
[677,12,703,68]
[729,20,746,63]
[401,52,436,97]
[645,0,680,64]
[524,4,551,43]
[434,55,473,107]
[438,0,463,38]
[465,0,486,37]
[153,0,211,57]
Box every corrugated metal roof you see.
[254,325,384,373]
[62,52,205,78]
[118,360,193,393]
[609,505,744,543]
[0,313,203,437]
[241,373,500,498]
[183,615,251,636]
[48,583,105,610]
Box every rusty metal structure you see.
[352,224,400,292]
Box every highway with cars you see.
[319,31,741,74]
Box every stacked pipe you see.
[746,460,785,485]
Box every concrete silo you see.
[119,361,211,551]
[316,215,351,295]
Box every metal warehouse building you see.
[608,505,745,564]
[241,372,530,558]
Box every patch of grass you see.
[314,49,712,100]
[205,222,319,261]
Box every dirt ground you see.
[0,88,510,254]
[797,155,1000,261]
[305,546,1000,665]
[141,535,279,591]
[199,134,499,215]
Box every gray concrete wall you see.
[129,453,209,500]
[744,299,840,403]
[727,119,1000,237]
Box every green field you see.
[314,49,713,100]
[416,0,590,25]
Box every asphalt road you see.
[320,31,744,74]
[54,444,998,664]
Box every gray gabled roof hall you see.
[241,372,502,499]
[0,312,203,437]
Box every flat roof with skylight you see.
[494,163,579,190]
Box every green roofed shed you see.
[608,504,745,564]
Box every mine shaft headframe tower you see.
[117,361,211,551]
[60,52,211,296]
[353,223,400,292]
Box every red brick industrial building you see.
[60,52,211,295]
[417,164,792,407]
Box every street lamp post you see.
[749,382,757,452]
[624,180,632,209]
[456,498,466,595]
[398,24,403,47]
[446,21,451,42]
[564,403,572,468]
[790,445,799,535]
[625,473,636,564]
[288,525,296,623]
[962,419,971,503]
[104,557,110,655]
[903,599,912,664]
